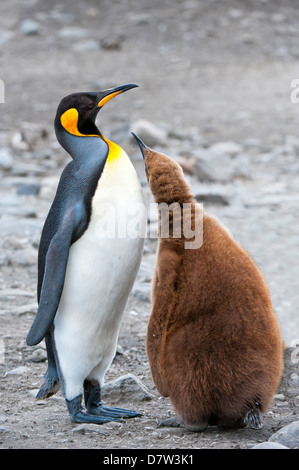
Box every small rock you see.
[2,236,27,250]
[209,141,243,157]
[0,252,11,267]
[132,282,151,302]
[240,33,256,45]
[72,424,109,435]
[5,366,30,376]
[271,13,286,23]
[131,119,168,147]
[10,246,37,267]
[58,27,88,39]
[102,373,155,403]
[289,373,299,387]
[28,348,47,363]
[274,393,286,401]
[174,156,195,174]
[251,442,289,449]
[194,148,250,183]
[101,35,124,50]
[228,8,243,19]
[195,192,229,206]
[0,426,10,434]
[269,420,299,448]
[16,183,41,196]
[19,19,40,35]
[72,40,100,51]
[0,148,13,170]
[0,29,11,47]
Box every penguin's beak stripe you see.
[98,90,123,108]
[97,83,138,108]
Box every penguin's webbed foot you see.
[66,395,123,425]
[83,379,141,419]
[89,404,142,419]
[244,407,263,429]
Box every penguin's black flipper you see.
[26,203,83,346]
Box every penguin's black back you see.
[37,149,107,301]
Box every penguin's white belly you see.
[54,148,146,399]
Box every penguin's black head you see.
[55,83,138,139]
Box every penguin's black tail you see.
[36,367,60,400]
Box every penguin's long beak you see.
[97,83,138,108]
[131,132,149,160]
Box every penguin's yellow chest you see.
[90,140,145,239]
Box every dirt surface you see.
[0,0,299,450]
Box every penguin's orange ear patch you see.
[60,108,85,136]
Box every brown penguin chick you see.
[132,133,284,431]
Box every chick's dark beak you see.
[131,132,149,160]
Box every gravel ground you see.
[0,0,298,450]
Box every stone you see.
[289,373,299,387]
[5,366,30,376]
[0,148,13,170]
[174,156,195,174]
[72,424,109,435]
[29,348,47,363]
[11,303,37,316]
[102,374,155,403]
[251,442,289,449]
[101,35,124,50]
[72,40,100,51]
[194,149,233,182]
[0,426,10,434]
[131,119,168,147]
[19,19,40,35]
[274,393,286,401]
[195,192,229,206]
[16,183,41,196]
[209,141,243,157]
[0,29,10,47]
[10,246,37,267]
[58,27,88,39]
[269,420,299,448]
[132,282,151,302]
[194,147,251,183]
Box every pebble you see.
[28,348,47,363]
[290,373,299,387]
[4,366,30,376]
[251,442,289,449]
[0,148,14,170]
[16,183,41,196]
[194,148,250,183]
[72,40,100,51]
[19,19,40,36]
[209,141,243,157]
[102,373,155,403]
[0,426,10,434]
[131,119,168,147]
[268,420,299,448]
[274,393,286,401]
[71,424,109,435]
[58,27,88,39]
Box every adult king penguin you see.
[26,84,146,425]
